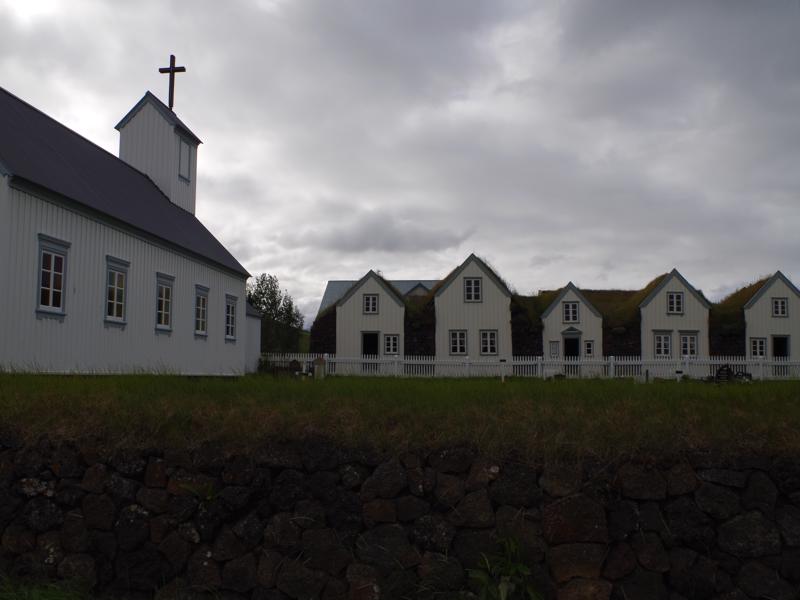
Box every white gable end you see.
[335,275,405,356]
[434,258,512,360]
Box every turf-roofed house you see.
[0,86,261,374]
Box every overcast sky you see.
[2,1,799,324]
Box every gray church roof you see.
[317,279,439,315]
[0,86,248,278]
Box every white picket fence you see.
[262,353,800,381]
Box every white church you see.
[0,70,261,374]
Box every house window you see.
[363,294,378,314]
[751,338,766,358]
[179,138,191,181]
[654,333,671,357]
[225,295,237,340]
[667,292,684,314]
[563,302,579,323]
[585,340,594,357]
[155,273,174,331]
[480,330,498,355]
[464,278,482,302]
[195,285,209,335]
[449,330,467,355]
[37,235,70,315]
[680,333,697,358]
[772,298,788,317]
[549,341,560,358]
[384,334,399,355]
[105,256,129,323]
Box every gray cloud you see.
[2,0,799,324]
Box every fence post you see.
[759,360,764,381]
[538,356,544,378]
[609,356,615,379]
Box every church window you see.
[363,294,378,314]
[480,330,497,355]
[225,295,237,340]
[563,302,579,322]
[667,292,684,314]
[449,330,467,355]
[179,138,191,181]
[37,234,70,315]
[195,285,209,336]
[155,273,174,331]
[384,334,399,355]
[105,256,129,323]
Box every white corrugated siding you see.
[745,278,800,359]
[541,288,603,357]
[118,102,197,214]
[434,260,512,360]
[640,273,709,359]
[245,315,262,372]
[336,276,405,356]
[0,185,246,374]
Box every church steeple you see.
[115,91,201,214]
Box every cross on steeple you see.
[158,54,186,110]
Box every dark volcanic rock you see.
[736,560,794,600]
[617,463,667,500]
[776,505,800,547]
[451,529,499,569]
[417,551,465,591]
[411,514,457,553]
[23,497,63,533]
[157,531,190,572]
[603,542,636,580]
[257,548,284,588]
[356,524,420,570]
[742,471,777,516]
[82,494,115,531]
[718,511,781,558]
[395,495,429,522]
[697,469,748,489]
[449,489,495,528]
[542,494,608,544]
[115,543,170,592]
[694,483,741,521]
[434,473,465,508]
[269,470,309,511]
[57,553,97,587]
[360,459,407,501]
[664,497,715,551]
[222,552,257,592]
[187,545,221,589]
[558,578,612,600]
[276,559,327,599]
[618,566,669,600]
[302,528,352,575]
[631,532,669,573]
[489,463,541,507]
[548,543,606,583]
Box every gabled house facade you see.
[335,271,406,357]
[744,271,800,360]
[433,254,513,360]
[0,87,258,374]
[541,282,603,359]
[639,269,710,360]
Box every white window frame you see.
[464,278,482,302]
[225,294,237,341]
[584,340,594,357]
[480,330,498,355]
[667,292,684,315]
[562,302,579,323]
[449,330,467,355]
[772,297,788,318]
[194,285,209,337]
[680,333,697,358]
[549,341,560,358]
[384,334,399,355]
[363,294,379,314]
[155,273,174,332]
[179,137,192,181]
[37,234,70,316]
[654,332,672,358]
[751,338,766,358]
[105,256,129,325]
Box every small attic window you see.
[179,138,191,181]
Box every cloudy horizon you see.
[2,0,799,325]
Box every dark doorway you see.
[362,332,379,356]
[564,337,580,358]
[563,336,580,377]
[773,336,789,358]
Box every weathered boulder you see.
[360,459,407,501]
[617,464,667,500]
[736,560,794,600]
[417,551,465,591]
[548,543,607,583]
[694,483,741,521]
[355,524,420,570]
[222,552,257,592]
[718,511,781,558]
[557,578,612,600]
[449,489,495,528]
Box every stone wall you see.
[1,434,799,599]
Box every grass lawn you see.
[0,578,88,600]
[1,374,799,460]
